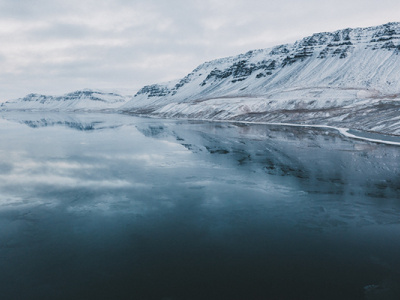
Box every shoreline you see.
[181,117,400,146]
[3,109,400,146]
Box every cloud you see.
[0,0,399,100]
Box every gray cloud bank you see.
[0,0,399,100]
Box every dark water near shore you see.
[1,112,400,300]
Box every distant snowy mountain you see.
[120,22,400,135]
[2,23,400,135]
[1,89,129,111]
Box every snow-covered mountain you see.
[120,22,400,135]
[2,23,400,135]
[1,89,129,112]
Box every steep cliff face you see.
[1,89,128,111]
[120,22,400,134]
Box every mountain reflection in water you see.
[0,112,399,300]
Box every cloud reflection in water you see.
[0,112,400,299]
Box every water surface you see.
[0,112,400,300]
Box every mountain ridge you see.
[118,22,400,135]
[126,22,400,102]
[1,89,129,112]
[2,22,400,135]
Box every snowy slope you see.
[2,22,400,135]
[1,89,129,112]
[120,22,400,134]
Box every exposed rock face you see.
[121,22,400,135]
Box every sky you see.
[1,0,399,101]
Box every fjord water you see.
[0,113,400,300]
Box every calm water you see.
[0,112,400,300]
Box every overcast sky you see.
[1,0,399,101]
